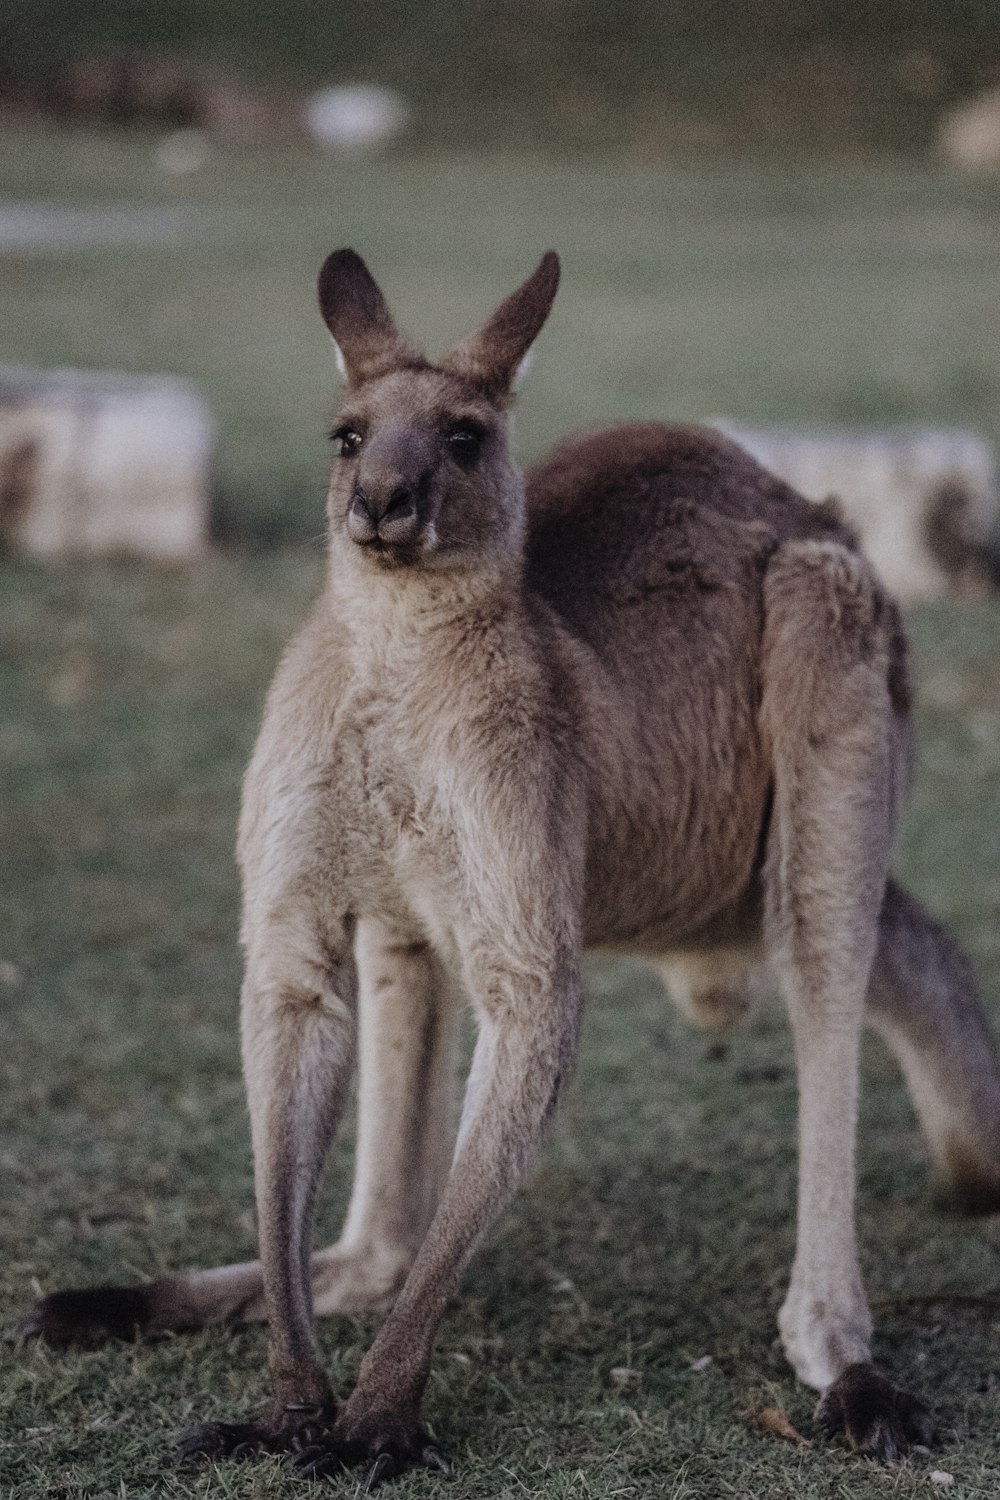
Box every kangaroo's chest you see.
[321,690,462,923]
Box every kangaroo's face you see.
[326,368,517,571]
[318,249,560,574]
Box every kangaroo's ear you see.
[442,252,560,400]
[318,249,424,386]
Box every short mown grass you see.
[2,130,1000,1497]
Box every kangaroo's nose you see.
[347,481,419,548]
[381,484,415,522]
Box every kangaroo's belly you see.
[578,673,772,950]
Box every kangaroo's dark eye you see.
[447,424,483,466]
[330,427,363,458]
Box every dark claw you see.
[292,1442,324,1465]
[897,1390,936,1448]
[365,1451,398,1491]
[420,1443,453,1478]
[293,1442,345,1480]
[176,1421,263,1462]
[292,1442,321,1462]
[864,1418,901,1464]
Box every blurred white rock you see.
[305,84,408,151]
[154,129,211,175]
[0,367,212,563]
[715,422,999,599]
[938,86,1000,172]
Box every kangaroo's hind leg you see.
[762,540,932,1460]
[24,920,457,1344]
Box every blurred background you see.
[3,0,1000,542]
[4,7,1000,1496]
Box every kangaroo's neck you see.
[325,549,529,686]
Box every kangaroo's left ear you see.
[441,252,560,400]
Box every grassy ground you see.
[2,132,1000,1497]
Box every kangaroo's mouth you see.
[352,529,431,570]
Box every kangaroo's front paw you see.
[818,1362,934,1462]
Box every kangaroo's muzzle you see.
[347,483,420,549]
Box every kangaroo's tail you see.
[868,877,1000,1212]
[17,1259,267,1345]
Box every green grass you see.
[3,132,1000,1496]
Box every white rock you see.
[0,367,212,562]
[938,86,1000,172]
[154,129,211,176]
[930,1472,955,1486]
[305,84,408,151]
[716,422,999,600]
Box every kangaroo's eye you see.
[331,427,363,458]
[447,424,483,466]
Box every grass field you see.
[3,129,1000,1498]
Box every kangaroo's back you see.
[525,422,857,643]
[523,421,913,946]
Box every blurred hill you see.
[3,0,1000,157]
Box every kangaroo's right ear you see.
[318,249,425,387]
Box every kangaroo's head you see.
[318,248,559,580]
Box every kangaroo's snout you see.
[347,425,436,553]
[347,481,420,548]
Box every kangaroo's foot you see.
[178,1395,338,1467]
[291,1393,452,1488]
[294,1439,451,1489]
[177,1421,276,1464]
[286,1378,453,1486]
[817,1363,934,1462]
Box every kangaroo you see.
[28,250,1000,1483]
